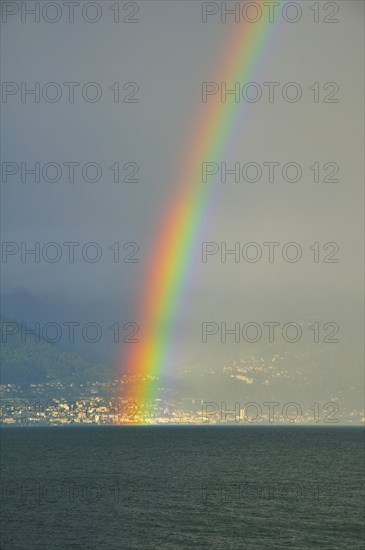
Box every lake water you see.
[1,426,364,549]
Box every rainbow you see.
[120,1,281,423]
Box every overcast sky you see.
[1,1,364,408]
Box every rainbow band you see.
[122,1,280,422]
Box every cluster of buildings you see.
[1,352,364,425]
[1,388,363,425]
[0,382,206,425]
